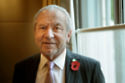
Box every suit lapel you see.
[65,49,72,83]
[65,50,83,83]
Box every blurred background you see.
[0,0,69,83]
[0,0,125,83]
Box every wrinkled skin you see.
[34,9,72,60]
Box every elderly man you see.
[13,5,105,83]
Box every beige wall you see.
[0,0,70,83]
[0,0,42,83]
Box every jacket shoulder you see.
[70,52,101,71]
[15,53,40,67]
[71,52,99,64]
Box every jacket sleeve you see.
[92,62,105,83]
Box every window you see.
[124,0,125,23]
[70,0,125,83]
[73,0,114,29]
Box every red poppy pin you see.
[71,58,80,71]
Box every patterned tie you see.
[45,62,55,83]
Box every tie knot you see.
[47,62,54,69]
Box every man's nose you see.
[44,28,54,38]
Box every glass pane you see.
[124,0,125,23]
[77,28,125,83]
[74,0,115,28]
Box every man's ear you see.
[67,30,72,43]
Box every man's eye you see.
[40,26,46,29]
[55,26,63,30]
[55,26,60,29]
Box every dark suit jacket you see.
[13,50,105,83]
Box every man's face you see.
[34,10,72,60]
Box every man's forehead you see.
[36,9,66,26]
[39,9,66,18]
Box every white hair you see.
[34,5,72,31]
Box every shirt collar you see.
[40,48,66,70]
[53,48,66,70]
[40,54,48,69]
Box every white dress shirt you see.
[35,49,66,83]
